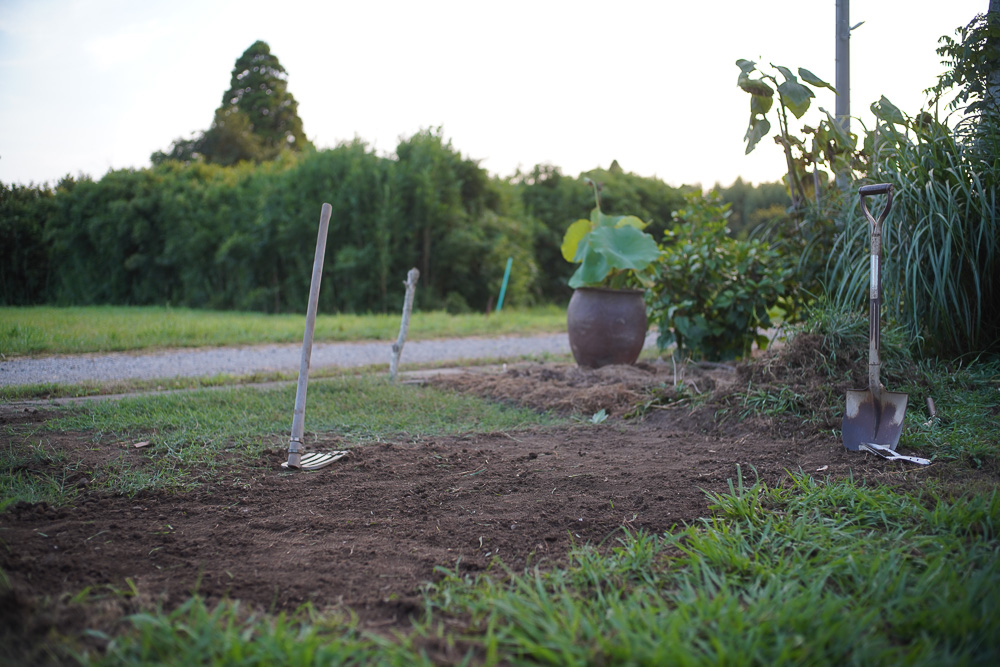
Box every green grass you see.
[0,439,77,509]
[87,598,428,666]
[0,305,568,356]
[1,376,562,500]
[70,468,1000,666]
[418,470,1000,665]
[898,359,1000,469]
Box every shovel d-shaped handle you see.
[859,184,894,394]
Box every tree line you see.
[1,40,789,315]
[1,133,788,313]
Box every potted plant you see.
[561,180,661,368]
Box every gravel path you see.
[0,333,660,387]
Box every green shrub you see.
[647,193,791,361]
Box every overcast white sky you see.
[0,0,988,189]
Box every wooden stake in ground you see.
[390,268,420,381]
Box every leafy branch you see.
[736,60,857,209]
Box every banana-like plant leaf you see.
[744,115,771,154]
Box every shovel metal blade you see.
[843,389,909,451]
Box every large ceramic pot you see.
[566,287,648,368]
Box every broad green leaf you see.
[798,67,835,91]
[561,219,591,262]
[595,210,618,228]
[750,93,773,115]
[613,215,648,231]
[590,206,602,226]
[587,225,661,271]
[744,116,771,154]
[568,245,610,288]
[738,76,774,97]
[774,65,797,83]
[777,80,814,118]
[595,212,648,231]
[871,95,906,124]
[821,109,856,149]
[735,59,757,75]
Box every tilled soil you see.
[0,340,913,656]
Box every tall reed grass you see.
[827,109,998,358]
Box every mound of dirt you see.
[428,359,734,417]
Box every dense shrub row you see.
[1,131,704,313]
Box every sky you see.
[0,0,989,189]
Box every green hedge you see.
[1,133,702,313]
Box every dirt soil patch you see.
[0,340,921,655]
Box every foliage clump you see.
[560,180,660,290]
[735,9,1000,359]
[646,193,790,361]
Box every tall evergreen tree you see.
[152,41,311,166]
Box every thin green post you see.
[496,257,513,312]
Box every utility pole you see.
[836,0,863,189]
[835,0,851,135]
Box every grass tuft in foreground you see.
[87,598,429,666]
[420,468,1000,665]
[0,440,76,510]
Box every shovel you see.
[842,184,909,451]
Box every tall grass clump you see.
[824,10,999,359]
[827,69,998,357]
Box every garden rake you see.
[283,203,348,471]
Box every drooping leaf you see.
[750,93,773,116]
[821,108,856,149]
[777,80,814,118]
[774,65,797,83]
[735,59,757,75]
[798,67,835,91]
[871,96,906,125]
[738,76,774,98]
[744,116,771,154]
[561,219,592,262]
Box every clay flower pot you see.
[567,287,648,368]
